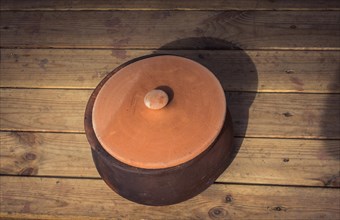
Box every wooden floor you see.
[1,1,340,219]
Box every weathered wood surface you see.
[1,11,340,49]
[1,49,339,93]
[1,0,340,11]
[0,89,91,133]
[1,89,339,138]
[0,1,339,218]
[1,132,339,187]
[1,176,339,219]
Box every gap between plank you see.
[1,129,339,141]
[1,87,340,95]
[1,174,338,189]
[1,47,340,52]
[1,9,340,12]
[1,46,340,51]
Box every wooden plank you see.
[1,132,339,187]
[0,89,91,133]
[1,49,339,93]
[1,11,339,49]
[223,138,340,187]
[0,132,97,177]
[1,0,340,11]
[1,89,339,139]
[1,176,339,219]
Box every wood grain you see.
[1,89,339,139]
[0,89,91,133]
[0,132,96,177]
[1,49,339,93]
[1,0,339,11]
[0,1,338,219]
[1,176,339,219]
[1,11,339,49]
[1,132,339,187]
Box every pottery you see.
[84,55,234,205]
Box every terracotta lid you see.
[92,55,226,169]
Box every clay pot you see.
[84,55,233,206]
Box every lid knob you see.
[144,89,169,110]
